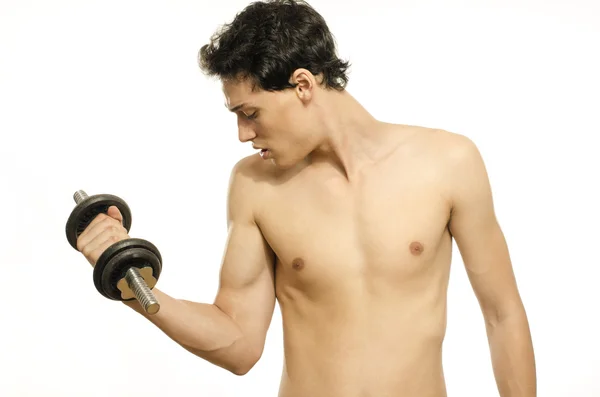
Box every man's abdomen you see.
[276,289,450,397]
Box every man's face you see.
[222,77,319,168]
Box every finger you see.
[77,216,126,252]
[77,205,125,242]
[78,218,127,252]
[76,211,113,242]
[81,226,129,265]
[77,215,114,250]
[106,206,124,225]
[85,237,120,267]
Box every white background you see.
[1,0,599,395]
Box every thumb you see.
[107,205,124,225]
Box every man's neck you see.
[309,90,386,182]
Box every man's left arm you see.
[445,133,536,396]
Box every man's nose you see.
[238,118,257,143]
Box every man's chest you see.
[255,159,454,290]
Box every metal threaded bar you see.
[73,190,89,204]
[125,267,160,315]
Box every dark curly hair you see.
[198,0,351,91]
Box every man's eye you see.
[246,111,258,120]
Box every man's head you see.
[198,0,350,168]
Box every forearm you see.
[123,288,256,375]
[486,307,536,396]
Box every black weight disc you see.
[93,238,162,300]
[65,194,132,250]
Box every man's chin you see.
[271,156,301,170]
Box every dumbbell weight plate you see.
[93,238,162,301]
[65,194,132,250]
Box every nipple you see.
[409,241,424,255]
[292,257,305,270]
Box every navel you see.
[409,241,424,255]
[292,257,305,271]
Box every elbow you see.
[483,300,528,329]
[230,351,261,376]
[231,364,253,376]
[184,338,262,376]
[226,340,263,376]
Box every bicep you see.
[213,158,276,353]
[214,221,276,350]
[447,134,523,322]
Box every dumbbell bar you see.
[66,190,162,315]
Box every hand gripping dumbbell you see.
[66,190,162,315]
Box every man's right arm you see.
[125,156,276,375]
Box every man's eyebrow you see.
[225,103,248,112]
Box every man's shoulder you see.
[403,125,479,164]
[230,153,261,183]
[231,152,262,174]
[430,128,482,169]
[229,152,278,191]
[226,154,272,217]
[401,124,471,146]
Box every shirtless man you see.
[76,1,536,396]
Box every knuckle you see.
[76,212,128,266]
[99,219,113,232]
[95,213,108,222]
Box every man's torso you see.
[248,124,458,397]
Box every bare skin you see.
[76,70,536,396]
[253,126,454,397]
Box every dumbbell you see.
[66,190,162,315]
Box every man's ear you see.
[290,68,316,102]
